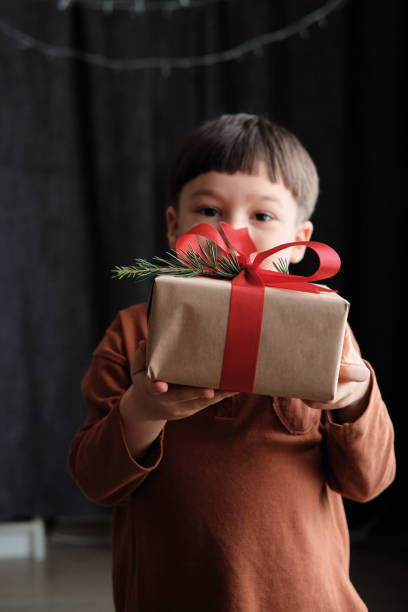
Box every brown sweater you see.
[68,303,396,612]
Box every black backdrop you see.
[0,0,404,531]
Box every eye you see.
[254,212,274,222]
[197,207,219,217]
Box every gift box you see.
[110,221,348,402]
[146,274,349,402]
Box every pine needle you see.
[273,257,290,274]
[111,240,289,282]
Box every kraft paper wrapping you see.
[146,275,350,401]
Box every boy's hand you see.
[302,326,371,420]
[129,340,239,422]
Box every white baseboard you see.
[0,517,46,560]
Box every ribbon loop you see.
[219,221,258,259]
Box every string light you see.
[0,0,348,72]
[160,63,171,77]
[102,0,115,13]
[133,0,146,13]
[55,0,225,12]
[57,0,73,9]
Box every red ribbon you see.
[176,222,341,393]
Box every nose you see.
[220,213,247,230]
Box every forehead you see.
[179,164,293,204]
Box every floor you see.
[0,518,407,612]
[0,517,113,612]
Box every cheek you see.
[254,223,297,246]
[250,230,281,253]
[178,213,219,237]
[250,230,296,270]
[175,217,194,238]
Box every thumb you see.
[130,339,147,377]
[338,361,370,383]
[339,328,370,383]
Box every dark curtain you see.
[0,0,404,529]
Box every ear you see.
[289,220,314,264]
[166,206,178,249]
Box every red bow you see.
[176,222,341,293]
[176,223,341,393]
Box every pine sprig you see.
[273,257,290,274]
[111,240,289,282]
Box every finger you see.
[213,390,240,400]
[146,381,216,402]
[341,325,363,361]
[169,386,216,401]
[188,390,240,410]
[196,389,240,401]
[170,386,216,402]
[142,373,168,395]
[339,362,370,383]
[130,339,147,376]
[151,380,169,394]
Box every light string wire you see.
[56,0,225,14]
[0,0,348,72]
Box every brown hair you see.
[169,113,319,221]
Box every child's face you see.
[166,161,313,269]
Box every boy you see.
[69,114,395,612]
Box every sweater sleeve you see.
[321,328,396,503]
[68,307,165,507]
